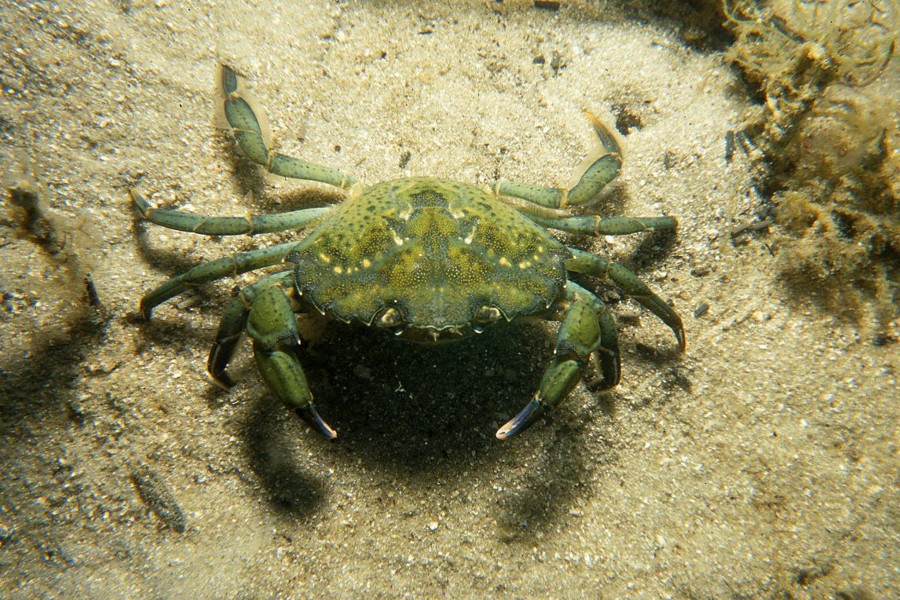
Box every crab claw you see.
[248,285,338,440]
[498,291,604,440]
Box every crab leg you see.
[497,282,617,439]
[221,65,357,190]
[138,242,297,319]
[495,110,622,209]
[526,213,676,236]
[566,248,685,351]
[247,283,336,439]
[131,189,329,235]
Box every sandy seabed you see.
[1,1,897,598]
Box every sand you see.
[1,1,897,597]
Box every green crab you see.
[132,65,685,440]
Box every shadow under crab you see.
[131,64,685,441]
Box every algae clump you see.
[724,0,899,333]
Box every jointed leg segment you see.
[206,271,293,388]
[567,248,685,351]
[526,213,677,237]
[131,189,329,235]
[495,110,623,210]
[136,241,298,319]
[221,65,356,191]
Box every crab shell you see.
[289,177,570,343]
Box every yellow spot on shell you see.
[518,260,532,269]
[318,253,331,263]
[362,258,372,268]
[499,257,511,267]
[333,266,343,274]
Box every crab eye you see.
[473,305,502,324]
[375,306,405,329]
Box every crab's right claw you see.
[248,285,337,440]
[253,347,337,440]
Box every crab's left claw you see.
[496,394,547,440]
[498,287,611,439]
[248,285,337,440]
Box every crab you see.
[131,65,685,441]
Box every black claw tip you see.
[295,404,337,441]
[496,396,545,440]
[207,370,235,391]
[674,327,686,352]
[138,301,152,321]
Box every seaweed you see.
[3,153,65,256]
[724,0,899,333]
